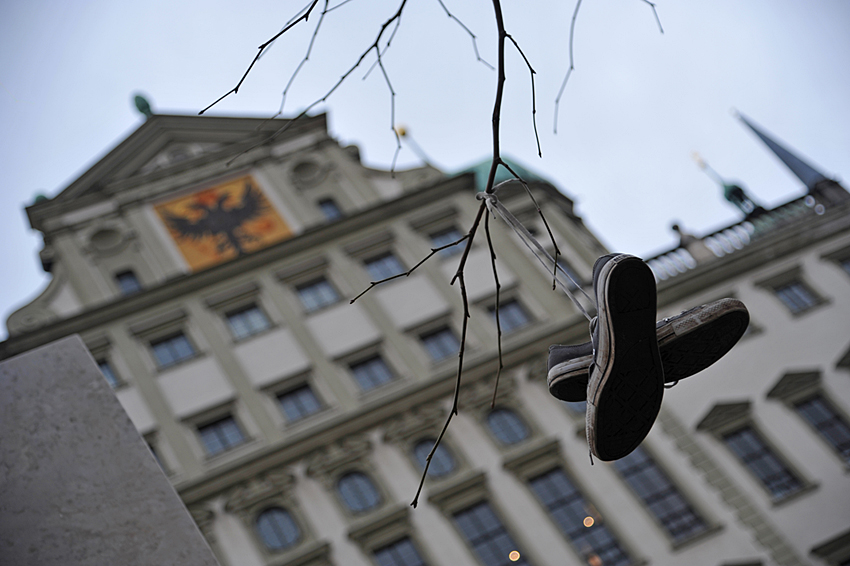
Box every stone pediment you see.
[44,113,328,205]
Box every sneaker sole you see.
[548,298,749,401]
[587,256,663,462]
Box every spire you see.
[734,111,827,191]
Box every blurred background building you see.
[2,109,848,566]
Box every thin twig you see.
[349,235,469,304]
[554,0,662,133]
[224,0,410,167]
[275,0,330,118]
[484,213,504,408]
[435,0,495,70]
[553,0,582,134]
[200,0,321,114]
[641,0,664,33]
[505,34,541,158]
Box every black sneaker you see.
[548,298,750,402]
[585,254,663,462]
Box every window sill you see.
[156,352,205,374]
[670,523,724,552]
[771,481,819,508]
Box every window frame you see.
[755,266,828,316]
[697,400,815,504]
[349,354,397,392]
[611,444,711,544]
[317,197,344,221]
[486,407,531,446]
[196,413,248,457]
[419,326,460,363]
[254,506,302,552]
[364,251,407,281]
[224,302,273,341]
[429,225,465,258]
[275,382,325,424]
[115,269,143,296]
[96,357,123,389]
[150,331,197,369]
[487,298,533,334]
[296,276,341,313]
[336,470,384,514]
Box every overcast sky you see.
[2,0,849,339]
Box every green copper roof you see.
[457,157,547,193]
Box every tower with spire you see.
[736,111,849,206]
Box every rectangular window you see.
[350,355,395,391]
[374,537,427,566]
[296,277,340,312]
[116,270,142,295]
[529,468,632,566]
[489,299,532,333]
[421,327,459,362]
[97,359,121,389]
[794,395,850,462]
[453,502,529,566]
[318,198,343,221]
[198,415,246,456]
[613,446,708,543]
[774,281,819,314]
[430,226,464,257]
[722,426,803,500]
[840,257,850,276]
[277,385,322,423]
[225,304,271,340]
[365,252,406,281]
[150,332,195,368]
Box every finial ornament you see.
[133,94,153,118]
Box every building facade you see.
[2,113,849,566]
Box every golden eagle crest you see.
[155,176,292,272]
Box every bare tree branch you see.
[224,0,410,167]
[200,0,322,115]
[505,34,542,157]
[484,213,504,408]
[553,0,582,134]
[436,0,495,70]
[641,0,665,33]
[349,235,469,304]
[555,0,663,133]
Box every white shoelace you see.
[476,189,595,321]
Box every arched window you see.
[487,408,530,445]
[255,507,300,551]
[413,438,456,477]
[337,472,382,512]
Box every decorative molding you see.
[267,540,333,566]
[203,281,260,310]
[304,434,373,489]
[766,371,821,404]
[347,504,410,550]
[408,206,458,232]
[427,470,488,515]
[342,230,395,259]
[502,438,562,480]
[696,401,752,435]
[811,527,850,566]
[382,401,446,446]
[275,256,329,284]
[128,308,188,338]
[187,503,217,547]
[223,467,297,518]
[837,343,850,372]
[459,372,518,417]
[657,409,807,566]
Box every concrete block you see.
[0,335,220,566]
